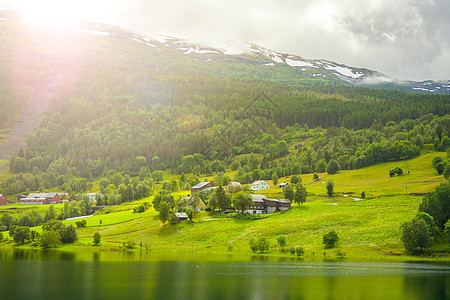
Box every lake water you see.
[0,249,449,299]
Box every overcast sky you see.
[2,0,450,81]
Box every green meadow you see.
[1,152,448,261]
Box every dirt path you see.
[0,72,68,166]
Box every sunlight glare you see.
[14,0,84,30]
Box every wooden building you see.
[20,193,61,205]
[190,182,214,194]
[243,194,291,214]
[0,194,7,205]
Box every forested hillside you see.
[0,11,449,201]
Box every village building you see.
[0,194,7,205]
[243,194,291,214]
[177,196,206,211]
[251,180,270,191]
[279,182,289,188]
[190,182,214,194]
[228,181,242,193]
[175,212,188,221]
[20,193,61,205]
[86,193,97,202]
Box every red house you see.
[0,194,7,205]
[190,182,214,194]
[20,193,61,205]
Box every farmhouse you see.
[0,194,7,205]
[178,196,206,211]
[191,181,214,194]
[251,180,270,191]
[279,182,289,188]
[228,181,242,192]
[244,194,291,214]
[20,193,61,205]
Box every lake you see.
[0,249,449,299]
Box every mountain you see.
[149,36,450,94]
[1,7,449,100]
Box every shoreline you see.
[1,244,449,263]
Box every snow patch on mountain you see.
[285,58,315,68]
[79,29,110,36]
[180,47,222,55]
[413,87,436,92]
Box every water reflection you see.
[0,248,448,299]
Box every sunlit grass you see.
[1,152,448,261]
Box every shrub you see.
[313,173,319,180]
[249,238,258,252]
[401,218,432,254]
[249,236,270,253]
[169,213,179,225]
[39,230,61,249]
[432,156,443,167]
[295,247,305,256]
[133,204,146,213]
[361,191,366,199]
[326,179,334,197]
[276,235,286,247]
[93,232,101,246]
[335,250,346,259]
[435,163,445,175]
[76,220,87,228]
[60,225,77,244]
[12,226,31,244]
[124,241,136,249]
[445,220,450,243]
[289,247,296,255]
[186,209,193,221]
[323,230,339,249]
[290,175,300,184]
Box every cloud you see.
[1,0,449,80]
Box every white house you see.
[251,180,270,191]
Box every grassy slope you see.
[1,152,447,261]
[74,153,448,260]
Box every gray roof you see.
[251,180,268,185]
[247,194,291,205]
[22,193,58,201]
[25,193,49,199]
[248,194,266,203]
[191,182,212,189]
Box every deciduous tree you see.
[232,192,253,214]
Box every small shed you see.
[175,212,188,221]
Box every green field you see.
[1,152,448,261]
